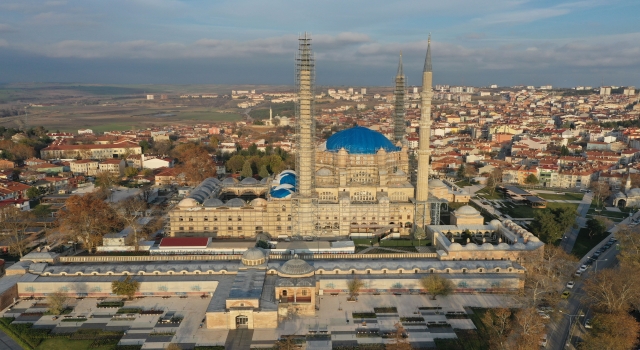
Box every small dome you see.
[178,198,198,208]
[222,177,238,185]
[429,179,447,188]
[279,256,314,276]
[465,244,478,250]
[497,243,511,250]
[628,188,640,197]
[454,205,479,216]
[203,198,224,207]
[250,198,267,207]
[448,243,462,251]
[241,177,258,185]
[270,188,293,199]
[225,198,245,207]
[279,173,296,186]
[513,243,526,250]
[481,243,495,250]
[242,247,266,266]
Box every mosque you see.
[169,33,454,240]
[0,34,544,332]
[613,172,640,208]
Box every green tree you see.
[226,154,245,173]
[456,164,465,179]
[124,167,139,178]
[241,160,253,178]
[139,140,151,153]
[26,186,41,199]
[258,164,270,178]
[560,145,570,156]
[586,217,606,239]
[420,275,454,300]
[413,227,427,246]
[111,276,140,300]
[524,174,539,188]
[530,206,577,243]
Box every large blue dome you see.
[325,126,400,154]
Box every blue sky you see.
[0,0,639,87]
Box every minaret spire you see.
[415,34,434,227]
[393,51,406,144]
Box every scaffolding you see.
[394,54,406,144]
[292,33,319,238]
[413,196,448,229]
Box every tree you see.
[616,225,640,268]
[46,291,68,315]
[413,227,427,246]
[26,186,41,199]
[524,174,539,188]
[590,181,611,209]
[519,244,577,307]
[485,168,503,196]
[456,164,465,179]
[274,335,298,350]
[530,206,577,243]
[226,154,246,173]
[95,170,119,196]
[117,196,148,251]
[585,217,607,239]
[166,344,182,350]
[560,145,570,156]
[346,277,364,300]
[582,311,640,350]
[57,193,123,252]
[111,276,140,300]
[464,164,478,182]
[583,266,640,313]
[0,207,33,258]
[420,275,454,300]
[386,322,411,350]
[481,308,512,350]
[152,140,172,156]
[258,164,270,178]
[124,167,139,178]
[240,160,253,178]
[173,143,216,185]
[511,307,547,350]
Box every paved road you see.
[0,329,23,350]
[548,211,640,349]
[560,192,593,253]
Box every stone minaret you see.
[293,33,317,237]
[415,35,433,226]
[393,52,406,144]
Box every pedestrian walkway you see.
[224,329,254,350]
[0,330,22,350]
[560,192,593,253]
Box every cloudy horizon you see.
[1,0,639,87]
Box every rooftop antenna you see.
[24,106,28,130]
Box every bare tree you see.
[420,275,454,300]
[583,266,640,313]
[615,225,640,268]
[117,196,148,251]
[46,291,68,315]
[582,311,640,350]
[511,307,547,350]
[386,322,411,350]
[590,181,611,209]
[481,308,512,350]
[346,277,364,301]
[0,207,33,258]
[518,245,577,307]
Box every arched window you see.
[319,192,336,201]
[352,191,374,202]
[390,192,407,202]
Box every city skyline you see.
[1,0,639,87]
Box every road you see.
[548,211,640,349]
[559,192,593,253]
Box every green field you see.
[174,110,242,122]
[536,192,584,201]
[475,187,504,200]
[36,338,116,350]
[572,227,611,258]
[501,202,579,219]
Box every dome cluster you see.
[278,256,314,276]
[270,170,296,199]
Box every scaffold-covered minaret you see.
[393,52,406,144]
[292,33,318,238]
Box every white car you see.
[566,281,575,289]
[578,265,587,273]
[537,311,550,319]
[575,270,582,277]
[585,318,592,329]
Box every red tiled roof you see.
[159,237,209,248]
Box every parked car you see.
[566,281,575,289]
[585,318,592,329]
[578,265,587,273]
[537,311,550,319]
[539,334,548,347]
[562,291,571,299]
[575,270,582,277]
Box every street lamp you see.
[559,310,585,348]
[594,258,608,272]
